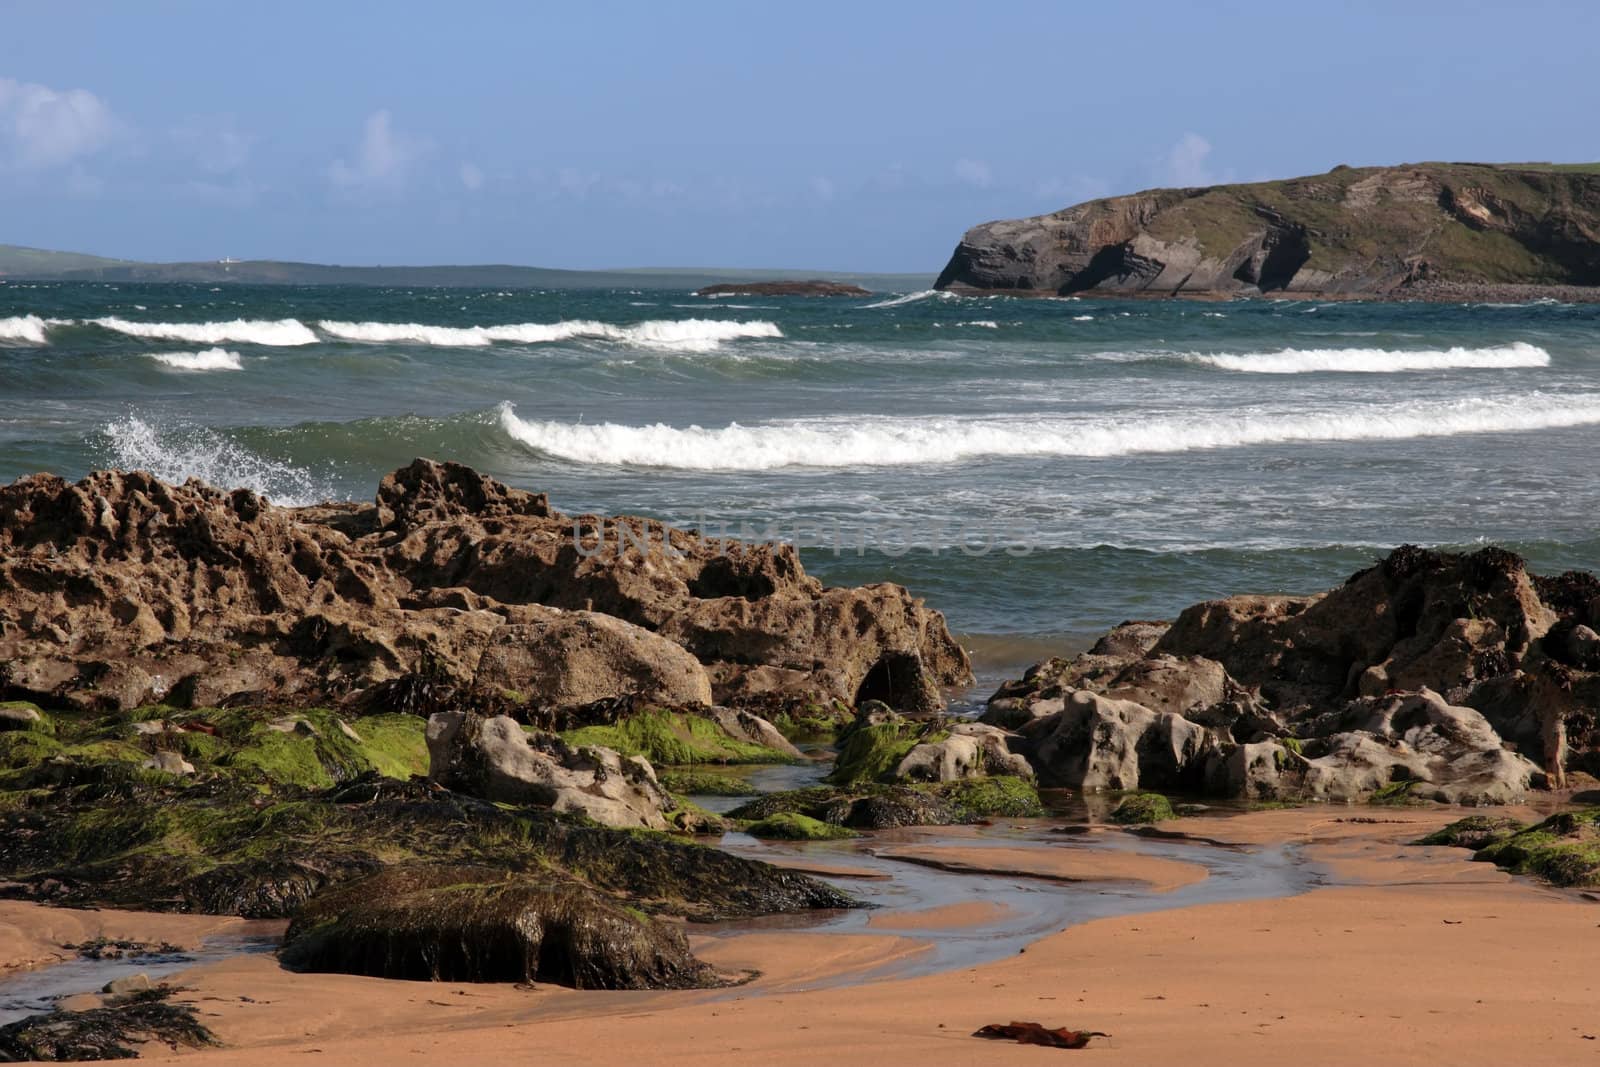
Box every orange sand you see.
[8,809,1590,1066]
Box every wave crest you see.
[496,393,1600,471]
[1192,341,1551,374]
[0,314,51,343]
[862,289,958,309]
[148,348,244,371]
[93,317,317,346]
[317,317,781,351]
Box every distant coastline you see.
[0,244,932,292]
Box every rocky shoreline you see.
[6,462,1600,1055]
[692,280,873,297]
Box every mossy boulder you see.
[1109,792,1175,824]
[1471,808,1600,886]
[0,700,50,734]
[0,704,429,793]
[1416,814,1524,850]
[744,813,860,841]
[0,771,856,921]
[731,776,1042,830]
[281,865,719,989]
[827,718,949,785]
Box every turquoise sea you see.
[3,281,1598,685]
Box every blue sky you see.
[2,0,1596,271]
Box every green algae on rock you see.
[561,706,795,766]
[744,812,860,841]
[730,776,1042,830]
[1109,792,1176,824]
[0,767,856,922]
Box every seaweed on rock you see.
[281,865,720,989]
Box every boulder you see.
[1297,690,1538,804]
[0,460,969,714]
[893,722,1033,783]
[0,703,43,732]
[473,611,713,709]
[700,706,803,760]
[1014,690,1215,791]
[425,711,674,830]
[280,865,717,989]
[997,546,1600,801]
[139,751,196,777]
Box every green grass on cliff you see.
[1129,161,1600,285]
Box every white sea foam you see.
[1192,342,1550,374]
[862,289,957,309]
[0,314,50,343]
[496,393,1600,471]
[317,318,781,352]
[1073,315,1094,321]
[960,320,1000,328]
[148,348,244,371]
[102,416,328,505]
[93,317,317,346]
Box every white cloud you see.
[954,157,993,188]
[459,161,484,191]
[328,110,427,189]
[810,175,836,201]
[0,77,116,168]
[1164,132,1214,186]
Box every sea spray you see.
[100,416,331,506]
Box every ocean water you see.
[4,281,1598,679]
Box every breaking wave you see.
[316,317,781,351]
[93,317,317,346]
[496,393,1600,471]
[148,348,244,371]
[1191,341,1551,374]
[862,289,959,309]
[100,416,330,506]
[0,314,51,343]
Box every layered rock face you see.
[988,546,1599,803]
[0,460,969,714]
[935,163,1600,297]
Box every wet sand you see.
[870,842,1209,891]
[9,808,1593,1065]
[0,902,263,978]
[866,900,1014,930]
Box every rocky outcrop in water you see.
[936,163,1600,298]
[693,280,872,297]
[991,546,1598,803]
[0,459,969,715]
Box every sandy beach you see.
[0,807,1581,1066]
